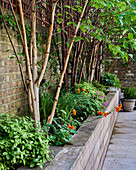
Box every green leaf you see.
[64,5,71,8]
[57,28,62,32]
[74,37,79,42]
[128,54,133,58]
[57,13,62,16]
[85,37,90,42]
[18,61,22,64]
[99,19,104,26]
[5,49,10,52]
[67,22,72,25]
[80,25,86,33]
[128,33,133,40]
[57,18,63,24]
[72,22,77,27]
[45,124,54,127]
[10,56,14,59]
[30,162,35,168]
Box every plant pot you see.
[121,98,135,112]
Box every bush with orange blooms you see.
[97,104,122,118]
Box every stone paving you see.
[102,110,136,170]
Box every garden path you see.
[102,110,136,170]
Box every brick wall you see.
[0,9,53,116]
[106,53,136,89]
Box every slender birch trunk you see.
[31,0,40,123]
[73,41,84,87]
[47,0,89,125]
[18,0,38,123]
[90,42,100,82]
[37,0,59,86]
[88,48,94,82]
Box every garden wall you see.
[106,52,136,89]
[0,8,52,116]
[41,88,119,170]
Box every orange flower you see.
[68,125,74,130]
[73,110,76,115]
[119,104,122,108]
[86,92,88,94]
[78,89,80,93]
[68,125,71,129]
[82,88,85,92]
[97,111,103,116]
[71,125,74,130]
[116,106,121,112]
[104,112,109,117]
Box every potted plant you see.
[121,87,136,112]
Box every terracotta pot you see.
[121,98,135,112]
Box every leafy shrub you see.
[40,82,106,120]
[40,82,107,146]
[40,90,54,122]
[100,72,121,89]
[47,110,80,146]
[92,81,109,94]
[0,114,51,169]
[124,87,136,99]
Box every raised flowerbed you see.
[18,88,119,170]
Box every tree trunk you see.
[47,0,89,125]
[90,42,100,82]
[18,0,39,124]
[37,0,59,86]
[73,41,84,87]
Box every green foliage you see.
[40,81,54,122]
[47,110,80,146]
[124,87,136,99]
[92,81,109,94]
[0,114,51,169]
[100,72,121,89]
[40,82,106,146]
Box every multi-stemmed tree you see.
[0,0,135,126]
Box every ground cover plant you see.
[0,114,51,170]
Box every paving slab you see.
[102,111,136,170]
